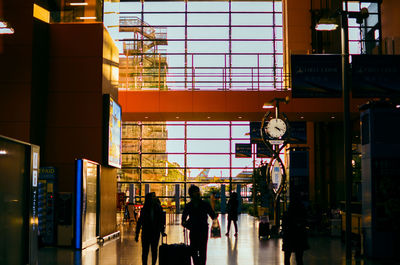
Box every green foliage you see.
[241,203,256,215]
[162,161,184,182]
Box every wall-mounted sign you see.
[104,95,122,168]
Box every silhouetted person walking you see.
[225,192,239,237]
[282,200,309,265]
[135,192,166,265]
[182,185,216,265]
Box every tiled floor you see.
[38,214,397,265]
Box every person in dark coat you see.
[182,185,217,265]
[225,192,239,237]
[282,200,309,265]
[135,192,166,265]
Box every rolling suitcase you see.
[259,216,270,239]
[159,230,191,265]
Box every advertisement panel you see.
[104,95,122,168]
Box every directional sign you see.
[235,143,252,158]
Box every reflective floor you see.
[39,214,398,265]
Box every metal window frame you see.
[119,121,271,202]
[118,0,285,91]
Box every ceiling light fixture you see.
[262,103,274,109]
[0,20,14,34]
[69,2,89,6]
[76,16,97,20]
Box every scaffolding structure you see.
[119,16,168,91]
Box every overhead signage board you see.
[256,143,272,158]
[250,122,262,143]
[352,55,400,98]
[235,143,252,158]
[291,54,342,98]
[289,122,307,143]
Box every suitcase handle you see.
[183,228,188,245]
[162,233,167,244]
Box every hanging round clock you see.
[266,118,287,139]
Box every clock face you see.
[266,118,287,138]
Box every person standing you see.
[182,185,217,265]
[135,192,166,265]
[225,192,239,237]
[281,200,309,265]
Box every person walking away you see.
[135,192,166,265]
[182,185,217,265]
[225,192,239,237]
[282,200,309,265]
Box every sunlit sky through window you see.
[113,1,378,186]
[108,1,287,180]
[164,122,285,179]
[110,1,284,91]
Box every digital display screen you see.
[107,96,122,168]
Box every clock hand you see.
[275,127,281,131]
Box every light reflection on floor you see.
[38,214,397,265]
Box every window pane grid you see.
[120,121,265,201]
[118,1,284,91]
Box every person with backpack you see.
[135,192,166,265]
[182,185,217,265]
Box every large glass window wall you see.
[116,0,284,91]
[118,121,281,209]
[343,1,381,55]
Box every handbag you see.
[210,219,221,238]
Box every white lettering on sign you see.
[33,170,38,187]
